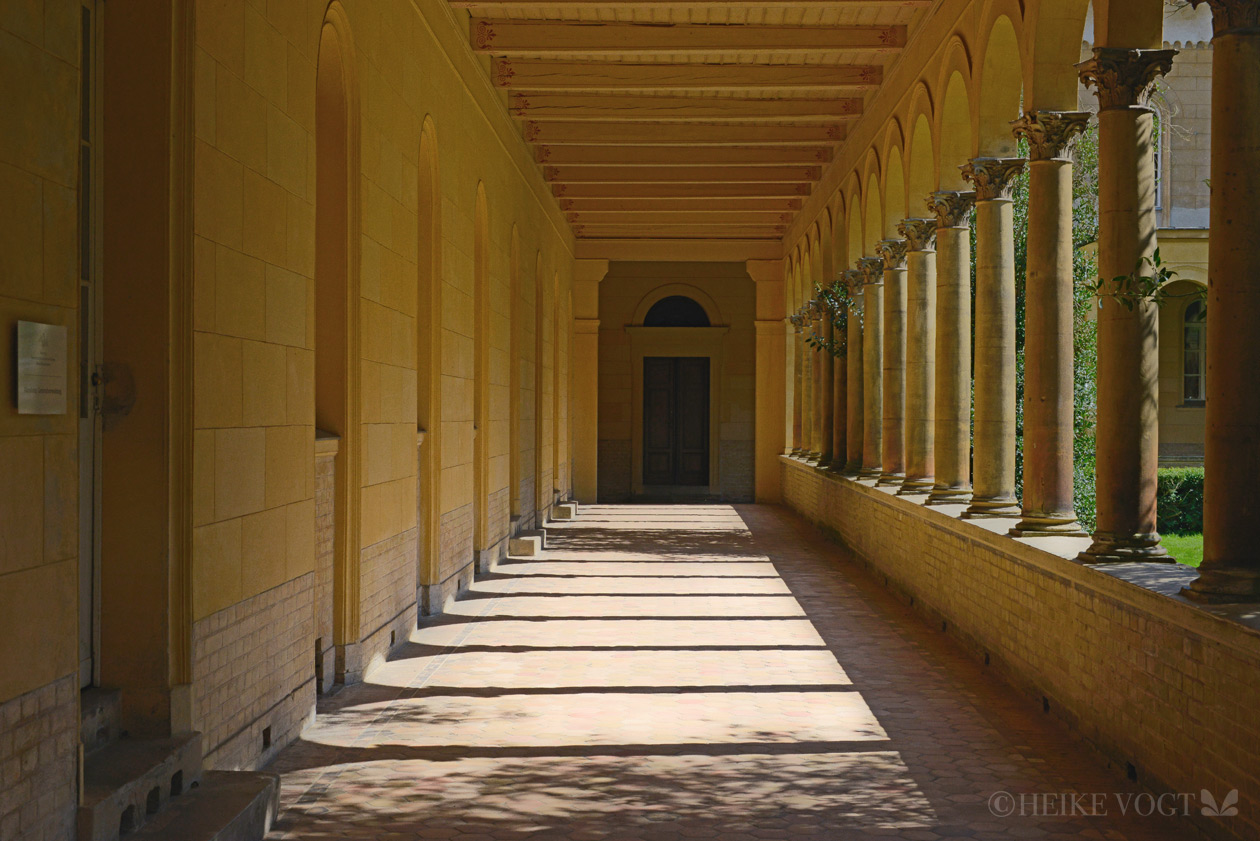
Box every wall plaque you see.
[16,321,68,415]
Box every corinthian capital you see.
[927,190,976,228]
[876,239,909,270]
[1011,111,1093,161]
[961,158,1026,201]
[898,218,938,252]
[857,257,885,285]
[1077,48,1177,110]
[842,269,865,295]
[1187,0,1260,33]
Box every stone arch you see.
[1027,0,1093,110]
[844,175,864,269]
[864,169,883,256]
[809,222,824,295]
[938,69,975,188]
[315,2,362,656]
[416,117,442,591]
[830,198,847,275]
[880,121,907,232]
[907,113,937,214]
[820,208,836,286]
[472,183,490,553]
[976,13,1025,156]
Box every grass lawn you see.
[1162,533,1203,567]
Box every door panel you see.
[642,357,709,487]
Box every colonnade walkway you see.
[266,505,1194,840]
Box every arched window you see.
[1184,300,1206,403]
[643,295,710,327]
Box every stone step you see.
[509,529,546,556]
[131,771,278,841]
[80,688,122,755]
[551,502,578,520]
[78,732,202,841]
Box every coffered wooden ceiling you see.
[455,1,930,243]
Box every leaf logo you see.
[1202,789,1239,818]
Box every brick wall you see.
[719,439,755,502]
[0,675,76,841]
[193,573,315,771]
[358,528,418,671]
[782,457,1260,841]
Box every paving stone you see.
[265,505,1197,841]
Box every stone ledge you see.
[782,456,1260,841]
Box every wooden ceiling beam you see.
[527,121,844,144]
[494,59,881,91]
[546,164,820,183]
[454,0,929,8]
[572,224,786,239]
[510,93,863,122]
[473,21,906,55]
[567,210,793,225]
[559,196,803,212]
[554,182,810,198]
[538,145,831,165]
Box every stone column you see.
[817,302,835,466]
[749,259,787,502]
[571,259,608,503]
[791,311,804,454]
[961,158,1025,518]
[829,305,848,471]
[876,240,909,486]
[1009,112,1093,536]
[926,192,975,505]
[843,269,866,475]
[801,304,815,458]
[1183,0,1260,600]
[898,219,938,495]
[858,257,885,478]
[1077,48,1175,561]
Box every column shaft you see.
[818,312,835,465]
[1077,47,1176,561]
[802,322,814,457]
[1012,112,1092,535]
[1184,16,1260,599]
[900,220,938,494]
[927,194,974,505]
[791,325,804,453]
[830,312,848,471]
[859,260,884,477]
[962,159,1024,518]
[845,274,865,474]
[878,242,908,486]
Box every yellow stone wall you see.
[0,0,81,706]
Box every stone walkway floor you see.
[266,504,1200,840]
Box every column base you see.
[896,478,935,496]
[1180,566,1260,604]
[1009,512,1089,538]
[1076,531,1173,564]
[961,495,1021,518]
[925,484,972,506]
[858,466,883,480]
[842,459,864,477]
[827,457,847,472]
[877,471,905,487]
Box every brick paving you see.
[266,504,1200,840]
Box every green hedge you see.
[1157,467,1204,536]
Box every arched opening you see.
[643,295,711,327]
[508,226,522,520]
[884,149,907,233]
[940,71,974,187]
[908,114,936,210]
[416,119,441,604]
[314,13,359,675]
[473,185,490,555]
[977,16,1024,156]
[864,171,884,255]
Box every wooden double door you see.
[643,357,710,486]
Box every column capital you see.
[1077,48,1176,110]
[787,311,805,331]
[961,158,1026,202]
[842,269,865,295]
[573,258,610,284]
[1011,111,1093,161]
[927,190,976,228]
[898,218,938,252]
[857,257,885,286]
[1188,0,1260,34]
[876,239,909,269]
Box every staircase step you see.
[80,688,122,754]
[131,771,278,841]
[78,732,202,841]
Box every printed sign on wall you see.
[16,321,68,415]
